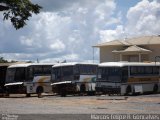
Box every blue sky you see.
[116,0,139,26]
[0,0,160,63]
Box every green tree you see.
[0,0,42,29]
[0,57,8,63]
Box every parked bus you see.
[96,62,160,95]
[51,62,97,96]
[5,63,55,97]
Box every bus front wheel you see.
[87,91,95,96]
[125,85,131,95]
[26,93,31,97]
[153,84,158,93]
[60,88,66,97]
[80,84,86,94]
[36,86,43,98]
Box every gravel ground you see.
[0,94,160,119]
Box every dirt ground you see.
[0,94,160,115]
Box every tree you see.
[0,0,42,29]
[0,57,8,63]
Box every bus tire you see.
[36,86,43,98]
[153,84,158,93]
[60,88,66,97]
[26,93,31,97]
[125,85,131,95]
[5,90,10,97]
[80,84,86,93]
[87,91,95,96]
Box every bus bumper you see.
[52,83,77,94]
[5,84,27,94]
[96,86,121,94]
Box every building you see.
[94,35,160,63]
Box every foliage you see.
[0,0,42,29]
[0,57,8,63]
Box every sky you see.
[0,0,160,63]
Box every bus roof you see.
[98,62,160,67]
[0,62,23,67]
[0,63,13,67]
[52,62,97,68]
[8,63,56,68]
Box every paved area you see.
[0,94,160,119]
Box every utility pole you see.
[92,47,94,63]
[37,58,39,63]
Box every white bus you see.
[5,63,55,97]
[51,62,97,96]
[96,62,160,95]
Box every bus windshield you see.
[62,66,73,81]
[27,65,52,81]
[0,66,8,86]
[97,67,122,82]
[79,65,97,75]
[52,66,74,82]
[52,64,97,82]
[6,67,26,83]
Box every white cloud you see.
[49,39,65,52]
[20,36,34,47]
[99,0,160,43]
[3,0,160,63]
[95,0,116,20]
[2,0,160,63]
[99,25,124,42]
[125,0,160,36]
[1,0,119,62]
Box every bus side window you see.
[130,66,137,75]
[43,66,52,74]
[92,66,97,74]
[152,66,159,75]
[101,68,108,80]
[73,66,79,75]
[145,66,152,75]
[33,66,43,76]
[79,65,85,74]
[130,66,144,76]
[138,66,144,75]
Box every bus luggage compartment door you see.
[26,83,35,93]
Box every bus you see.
[5,63,55,97]
[51,62,97,96]
[96,62,160,95]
